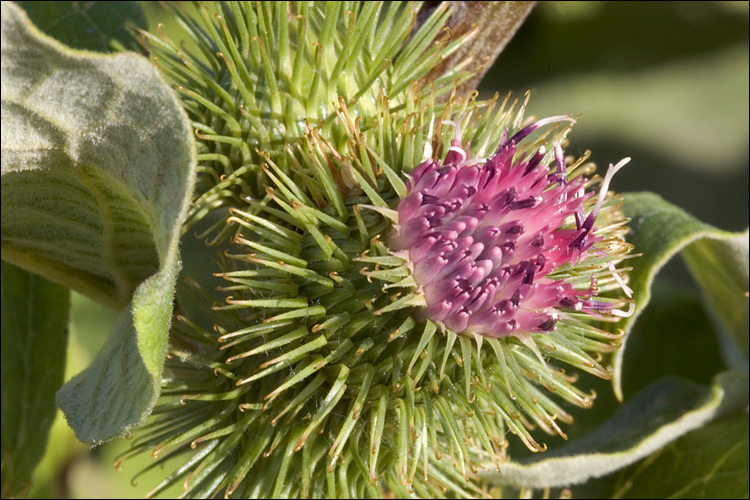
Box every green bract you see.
[137,1,476,241]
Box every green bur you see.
[123,2,633,497]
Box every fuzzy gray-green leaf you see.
[612,192,749,399]
[1,261,70,498]
[612,411,749,499]
[480,371,748,488]
[54,262,178,445]
[1,1,193,308]
[1,1,196,445]
[681,232,749,363]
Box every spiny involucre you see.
[121,3,636,498]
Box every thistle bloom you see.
[391,117,633,339]
[126,3,637,497]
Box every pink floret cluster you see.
[393,118,628,337]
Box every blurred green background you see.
[27,2,748,498]
[485,1,749,235]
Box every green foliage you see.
[15,1,145,52]
[476,193,750,492]
[614,192,750,399]
[613,411,749,499]
[617,282,725,398]
[482,372,748,488]
[1,1,196,445]
[1,1,193,308]
[1,262,70,497]
[682,233,749,361]
[55,265,178,445]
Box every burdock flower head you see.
[389,117,633,339]
[122,3,637,498]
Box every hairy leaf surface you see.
[1,1,196,445]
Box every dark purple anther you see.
[537,317,557,331]
[421,194,438,205]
